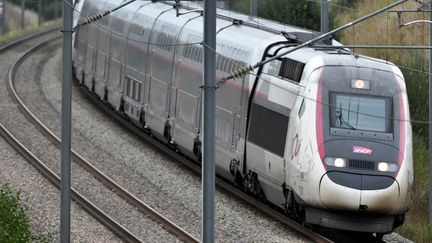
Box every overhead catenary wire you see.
[217,0,408,85]
[64,0,432,125]
[66,0,431,77]
[73,0,136,31]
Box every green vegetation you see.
[6,0,61,21]
[397,135,432,241]
[232,0,321,30]
[0,19,60,43]
[0,184,53,242]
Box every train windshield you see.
[330,93,392,133]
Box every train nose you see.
[319,172,400,213]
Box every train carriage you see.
[73,0,413,236]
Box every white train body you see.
[73,0,413,234]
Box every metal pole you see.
[61,0,73,241]
[250,0,257,19]
[321,0,329,33]
[202,0,216,242]
[21,0,25,29]
[429,0,432,225]
[38,0,41,26]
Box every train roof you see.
[178,1,323,43]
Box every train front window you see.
[330,93,392,133]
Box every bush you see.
[0,184,52,243]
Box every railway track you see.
[1,29,199,242]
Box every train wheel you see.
[244,171,265,201]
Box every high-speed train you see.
[72,0,413,237]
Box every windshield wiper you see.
[337,104,356,130]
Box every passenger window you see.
[132,80,136,99]
[137,83,142,101]
[217,56,222,70]
[248,102,289,157]
[125,77,131,96]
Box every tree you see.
[232,0,321,31]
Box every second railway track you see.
[1,29,199,242]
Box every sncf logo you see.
[353,146,373,155]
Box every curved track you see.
[2,29,198,242]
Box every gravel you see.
[0,137,120,242]
[0,34,120,242]
[11,39,177,242]
[384,233,414,243]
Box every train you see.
[72,0,413,238]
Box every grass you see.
[396,135,431,242]
[0,184,53,242]
[0,19,61,43]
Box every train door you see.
[123,5,152,124]
[84,18,98,89]
[170,17,203,159]
[145,9,180,140]
[106,5,132,110]
[213,46,249,180]
[74,0,92,81]
[94,1,111,98]
[245,73,299,205]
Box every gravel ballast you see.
[11,40,177,242]
[0,34,123,242]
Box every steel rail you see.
[7,32,199,243]
[0,30,141,243]
[77,78,333,243]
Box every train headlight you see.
[351,79,371,90]
[324,157,347,168]
[378,162,399,172]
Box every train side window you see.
[135,81,139,100]
[248,102,289,157]
[279,58,305,83]
[195,47,200,62]
[125,77,131,96]
[198,48,203,63]
[216,55,222,70]
[223,57,230,73]
[137,83,142,101]
[228,58,234,73]
[194,47,199,62]
[130,80,136,99]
